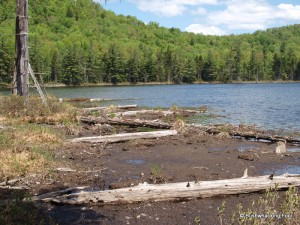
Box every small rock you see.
[136,215,141,219]
[238,154,254,161]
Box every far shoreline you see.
[41,80,300,88]
[1,80,300,90]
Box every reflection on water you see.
[287,147,300,153]
[1,83,300,132]
[264,166,300,175]
[237,144,260,152]
[125,159,145,165]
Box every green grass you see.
[217,187,300,225]
[0,191,56,225]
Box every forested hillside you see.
[1,0,300,85]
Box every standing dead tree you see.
[12,0,29,97]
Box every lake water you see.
[1,83,300,132]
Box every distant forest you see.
[1,0,300,85]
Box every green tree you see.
[0,37,12,83]
[50,49,60,83]
[294,61,300,80]
[202,51,215,82]
[272,53,281,80]
[62,46,82,85]
[182,58,196,83]
[195,55,204,81]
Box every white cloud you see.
[277,4,300,20]
[101,0,300,34]
[186,0,300,34]
[186,24,226,35]
[127,0,218,17]
[205,0,273,31]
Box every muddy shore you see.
[3,106,300,225]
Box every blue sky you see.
[95,0,300,35]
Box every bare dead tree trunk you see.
[12,0,29,97]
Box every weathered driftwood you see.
[188,124,300,145]
[0,178,24,186]
[80,116,172,129]
[82,104,138,112]
[60,98,112,103]
[0,186,29,190]
[33,173,300,205]
[69,130,178,143]
[113,109,199,117]
[113,109,174,117]
[276,141,287,154]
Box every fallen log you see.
[113,109,174,117]
[82,104,138,112]
[59,98,112,102]
[69,130,178,143]
[33,173,300,205]
[113,109,199,117]
[80,116,172,129]
[188,124,300,145]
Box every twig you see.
[54,168,77,172]
[0,178,24,186]
[193,167,208,170]
[0,186,29,190]
[83,150,95,155]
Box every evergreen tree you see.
[163,47,173,83]
[62,46,82,85]
[182,58,196,83]
[127,52,139,84]
[171,54,183,84]
[195,55,204,81]
[103,44,124,84]
[294,62,300,80]
[0,38,12,83]
[202,51,215,82]
[50,50,60,83]
[272,53,281,80]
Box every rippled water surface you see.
[1,83,300,132]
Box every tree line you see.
[1,0,300,86]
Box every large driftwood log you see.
[33,173,300,204]
[80,116,172,129]
[69,130,178,143]
[82,104,138,112]
[113,109,199,117]
[113,110,174,117]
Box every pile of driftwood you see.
[73,104,300,145]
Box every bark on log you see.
[82,105,138,112]
[188,125,300,145]
[80,116,172,129]
[113,110,174,117]
[113,109,199,117]
[33,173,300,205]
[69,130,178,143]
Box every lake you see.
[1,83,300,133]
